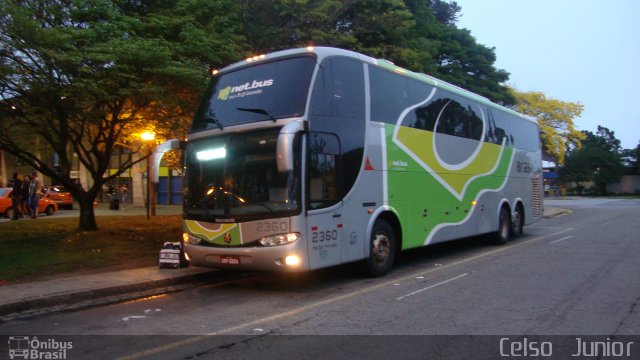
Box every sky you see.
[453,0,640,150]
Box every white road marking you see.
[550,235,574,244]
[395,273,469,301]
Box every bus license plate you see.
[220,255,240,265]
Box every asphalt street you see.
[1,198,639,359]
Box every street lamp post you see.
[141,131,155,220]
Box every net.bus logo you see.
[217,79,274,101]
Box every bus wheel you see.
[494,207,511,245]
[512,205,524,236]
[366,219,396,277]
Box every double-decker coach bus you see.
[181,46,543,276]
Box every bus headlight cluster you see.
[259,233,300,247]
[183,233,203,245]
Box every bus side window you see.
[309,132,341,209]
[311,57,365,120]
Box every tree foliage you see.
[560,126,625,195]
[237,0,514,104]
[0,0,244,230]
[0,0,532,231]
[510,89,585,164]
[620,141,640,175]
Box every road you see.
[1,198,639,359]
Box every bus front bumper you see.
[183,242,308,272]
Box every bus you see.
[179,46,543,276]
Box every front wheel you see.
[45,205,54,216]
[366,219,397,277]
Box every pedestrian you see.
[10,173,22,220]
[101,182,110,203]
[21,175,31,218]
[28,170,41,218]
[119,183,128,210]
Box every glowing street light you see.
[141,131,155,142]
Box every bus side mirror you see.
[277,120,305,173]
[150,139,184,183]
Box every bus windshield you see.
[191,56,316,132]
[183,128,299,220]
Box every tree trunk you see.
[599,182,607,196]
[78,199,98,231]
[0,150,7,187]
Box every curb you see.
[543,208,572,219]
[0,270,230,320]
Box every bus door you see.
[307,132,343,269]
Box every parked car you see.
[43,185,74,210]
[0,188,59,218]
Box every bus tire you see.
[494,207,511,245]
[366,219,396,277]
[512,204,524,236]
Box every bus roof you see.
[216,47,537,125]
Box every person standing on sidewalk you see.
[10,173,22,220]
[20,175,31,218]
[119,183,128,210]
[28,170,41,218]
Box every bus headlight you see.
[259,232,300,247]
[183,232,203,245]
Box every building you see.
[0,149,183,206]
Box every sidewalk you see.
[0,266,221,320]
[93,203,183,216]
[51,203,183,218]
[0,206,571,320]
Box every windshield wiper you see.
[204,111,224,130]
[253,203,276,213]
[236,107,277,122]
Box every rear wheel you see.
[5,207,13,219]
[366,219,397,277]
[45,205,54,216]
[512,204,524,236]
[494,207,511,245]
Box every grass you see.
[0,215,183,283]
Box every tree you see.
[561,126,625,195]
[426,0,461,25]
[429,25,514,104]
[0,0,523,231]
[0,0,244,230]
[239,0,361,53]
[510,89,585,164]
[621,141,640,175]
[237,0,515,104]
